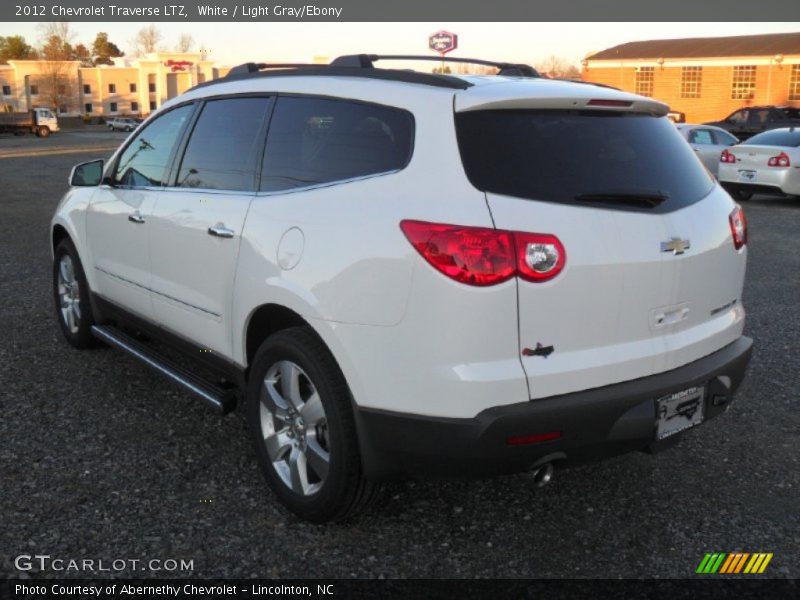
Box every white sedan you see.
[676,124,738,177]
[718,127,800,201]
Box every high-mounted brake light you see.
[400,220,566,286]
[729,205,747,250]
[767,151,791,167]
[720,149,737,164]
[587,99,633,108]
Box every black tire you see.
[53,238,98,349]
[246,326,379,522]
[734,189,753,202]
[37,126,50,138]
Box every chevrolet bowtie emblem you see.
[661,238,691,255]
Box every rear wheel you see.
[53,238,98,348]
[246,327,379,522]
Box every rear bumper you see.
[356,336,753,480]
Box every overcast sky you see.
[4,22,800,66]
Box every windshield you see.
[456,109,714,212]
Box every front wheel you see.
[246,327,379,522]
[53,238,98,348]
[37,126,50,138]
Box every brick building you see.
[582,32,800,123]
[0,52,230,117]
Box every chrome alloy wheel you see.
[57,254,81,334]
[260,360,330,496]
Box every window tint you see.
[456,110,714,213]
[176,97,271,191]
[712,129,737,146]
[728,111,747,125]
[260,97,413,192]
[114,104,193,187]
[689,129,714,145]
[743,129,800,147]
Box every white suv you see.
[52,55,753,522]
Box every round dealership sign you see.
[429,30,458,56]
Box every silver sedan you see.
[718,127,800,201]
[676,124,739,177]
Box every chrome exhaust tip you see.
[531,463,554,488]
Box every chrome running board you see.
[91,324,237,414]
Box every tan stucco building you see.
[0,52,230,117]
[582,32,800,123]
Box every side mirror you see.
[69,159,104,187]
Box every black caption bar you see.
[2,578,798,600]
[2,0,800,22]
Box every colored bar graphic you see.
[719,554,736,574]
[758,554,773,573]
[696,553,713,574]
[700,552,772,574]
[735,553,750,573]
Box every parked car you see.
[51,55,752,522]
[0,107,59,137]
[718,127,800,201]
[704,105,800,141]
[667,110,686,123]
[676,124,739,177]
[107,117,141,132]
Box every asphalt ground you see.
[0,131,797,579]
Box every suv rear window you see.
[260,97,414,192]
[456,110,714,212]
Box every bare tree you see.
[175,34,194,53]
[36,22,76,112]
[536,55,581,79]
[131,25,162,56]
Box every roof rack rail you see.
[225,62,324,78]
[330,54,540,78]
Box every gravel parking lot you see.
[0,131,797,579]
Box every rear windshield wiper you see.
[573,190,669,208]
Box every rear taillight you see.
[729,205,747,250]
[720,149,737,164]
[767,151,791,167]
[400,220,566,286]
[399,220,515,286]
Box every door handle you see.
[208,224,235,238]
[128,212,145,224]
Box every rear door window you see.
[689,128,714,145]
[260,96,414,192]
[456,110,714,212]
[176,97,272,191]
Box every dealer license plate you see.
[738,170,757,182]
[655,386,705,440]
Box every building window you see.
[2,85,10,96]
[790,65,800,101]
[85,103,93,113]
[30,85,39,95]
[731,65,757,100]
[680,66,703,98]
[149,100,156,110]
[83,84,91,94]
[130,83,137,93]
[109,102,118,112]
[108,83,116,94]
[131,101,139,112]
[635,66,654,97]
[148,83,156,93]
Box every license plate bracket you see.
[738,169,756,182]
[655,386,705,440]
